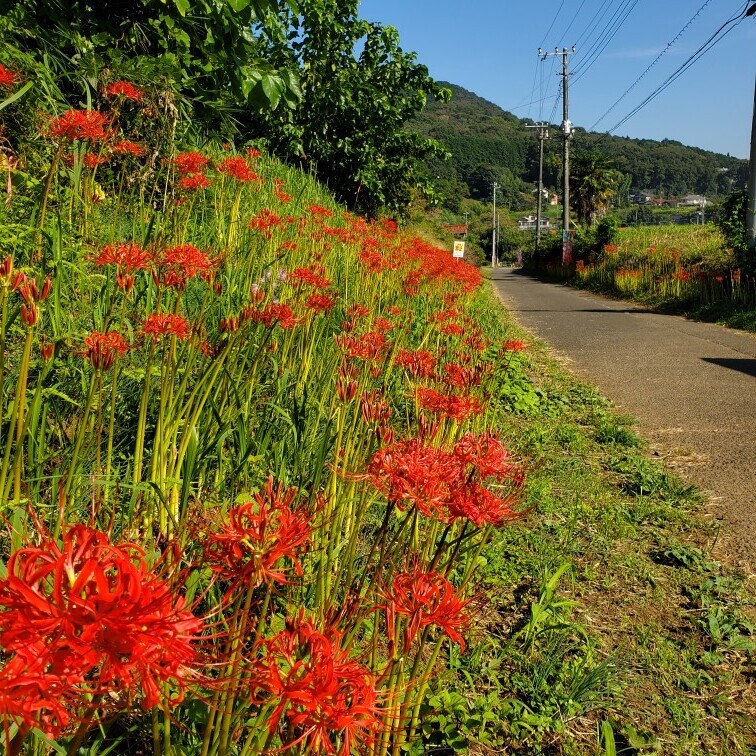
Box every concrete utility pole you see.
[748,74,756,249]
[526,123,550,263]
[492,181,499,267]
[540,46,575,264]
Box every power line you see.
[606,2,750,134]
[539,0,566,49]
[589,0,717,130]
[555,0,590,46]
[573,0,616,49]
[572,0,641,82]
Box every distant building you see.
[630,193,653,204]
[517,215,552,231]
[677,195,707,207]
[442,224,468,237]
[549,193,559,206]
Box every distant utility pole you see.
[748,74,756,249]
[526,123,550,263]
[540,46,575,264]
[492,181,499,267]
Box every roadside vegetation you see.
[528,223,756,332]
[0,8,753,756]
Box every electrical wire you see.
[573,0,616,49]
[606,2,749,134]
[572,0,641,81]
[556,0,590,46]
[588,0,716,130]
[539,0,566,49]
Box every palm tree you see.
[570,152,622,225]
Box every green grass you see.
[429,284,756,754]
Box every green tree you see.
[570,152,623,226]
[253,0,450,215]
[0,0,301,135]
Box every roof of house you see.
[442,224,468,236]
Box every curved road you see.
[492,268,756,564]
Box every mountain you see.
[411,83,749,209]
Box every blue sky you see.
[357,0,755,158]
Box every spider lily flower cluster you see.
[0,75,533,755]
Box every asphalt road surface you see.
[492,268,756,564]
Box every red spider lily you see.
[203,477,310,591]
[251,303,301,329]
[443,362,483,389]
[217,156,260,183]
[173,151,210,176]
[453,433,518,480]
[245,147,262,159]
[289,266,332,290]
[0,525,204,713]
[437,321,464,337]
[155,244,216,289]
[82,152,109,169]
[396,348,436,380]
[345,304,369,319]
[334,331,387,363]
[40,340,54,361]
[94,241,150,292]
[502,339,527,353]
[0,645,75,739]
[382,569,470,652]
[275,187,292,203]
[366,438,461,518]
[371,317,393,333]
[178,173,211,192]
[48,109,110,143]
[142,312,191,341]
[249,615,381,755]
[104,80,145,101]
[359,390,391,425]
[0,254,13,282]
[13,273,52,326]
[249,208,282,236]
[110,139,145,157]
[307,204,333,217]
[447,482,521,527]
[0,64,21,89]
[305,292,337,313]
[83,331,130,370]
[415,387,483,423]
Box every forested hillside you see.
[413,83,749,209]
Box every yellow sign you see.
[452,241,465,258]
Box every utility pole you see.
[540,46,575,264]
[496,211,501,264]
[748,74,756,249]
[526,123,549,264]
[492,181,499,267]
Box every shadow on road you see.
[510,308,652,314]
[701,358,756,378]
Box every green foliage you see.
[0,0,299,136]
[570,151,623,226]
[718,190,751,270]
[253,0,451,215]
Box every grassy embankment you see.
[0,95,751,753]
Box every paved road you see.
[492,268,756,564]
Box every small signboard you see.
[452,241,465,258]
